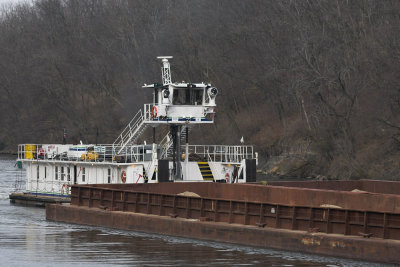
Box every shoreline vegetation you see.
[0,0,399,180]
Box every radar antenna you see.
[157,56,173,85]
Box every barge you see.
[46,179,400,264]
[10,56,257,205]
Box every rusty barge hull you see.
[46,180,400,264]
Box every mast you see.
[157,56,173,85]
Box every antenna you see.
[157,56,173,85]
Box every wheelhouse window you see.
[55,166,58,180]
[173,88,203,105]
[193,89,203,105]
[107,168,111,183]
[67,167,70,181]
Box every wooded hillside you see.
[0,0,399,179]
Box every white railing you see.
[28,179,71,195]
[159,132,173,159]
[144,103,155,121]
[17,144,153,164]
[17,143,254,165]
[185,145,254,163]
[143,103,216,123]
[113,109,145,151]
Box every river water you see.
[0,155,390,266]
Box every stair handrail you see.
[113,109,146,154]
[159,132,172,159]
[113,109,143,145]
[159,125,192,159]
[145,144,158,180]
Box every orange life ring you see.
[121,170,127,183]
[152,106,157,118]
[225,173,229,183]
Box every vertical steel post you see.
[176,126,181,179]
[147,193,151,214]
[275,205,280,228]
[122,191,126,212]
[383,212,387,239]
[77,187,81,206]
[88,188,92,208]
[159,195,164,216]
[229,200,233,224]
[291,206,296,230]
[214,200,218,222]
[326,208,331,233]
[344,210,349,235]
[111,190,114,209]
[186,197,190,219]
[244,202,248,225]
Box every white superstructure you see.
[17,57,258,196]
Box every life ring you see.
[225,173,230,183]
[61,183,67,194]
[152,106,157,118]
[121,170,127,183]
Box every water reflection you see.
[0,155,390,266]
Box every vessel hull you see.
[45,180,400,263]
[46,203,400,264]
[10,192,70,207]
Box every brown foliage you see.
[0,0,399,179]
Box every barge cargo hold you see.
[46,180,400,264]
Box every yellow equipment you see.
[25,144,36,159]
[81,151,98,161]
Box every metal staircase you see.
[113,109,148,154]
[145,145,157,181]
[159,125,192,159]
[198,162,214,181]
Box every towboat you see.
[10,57,257,205]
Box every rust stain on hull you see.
[329,240,346,248]
[301,237,321,246]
